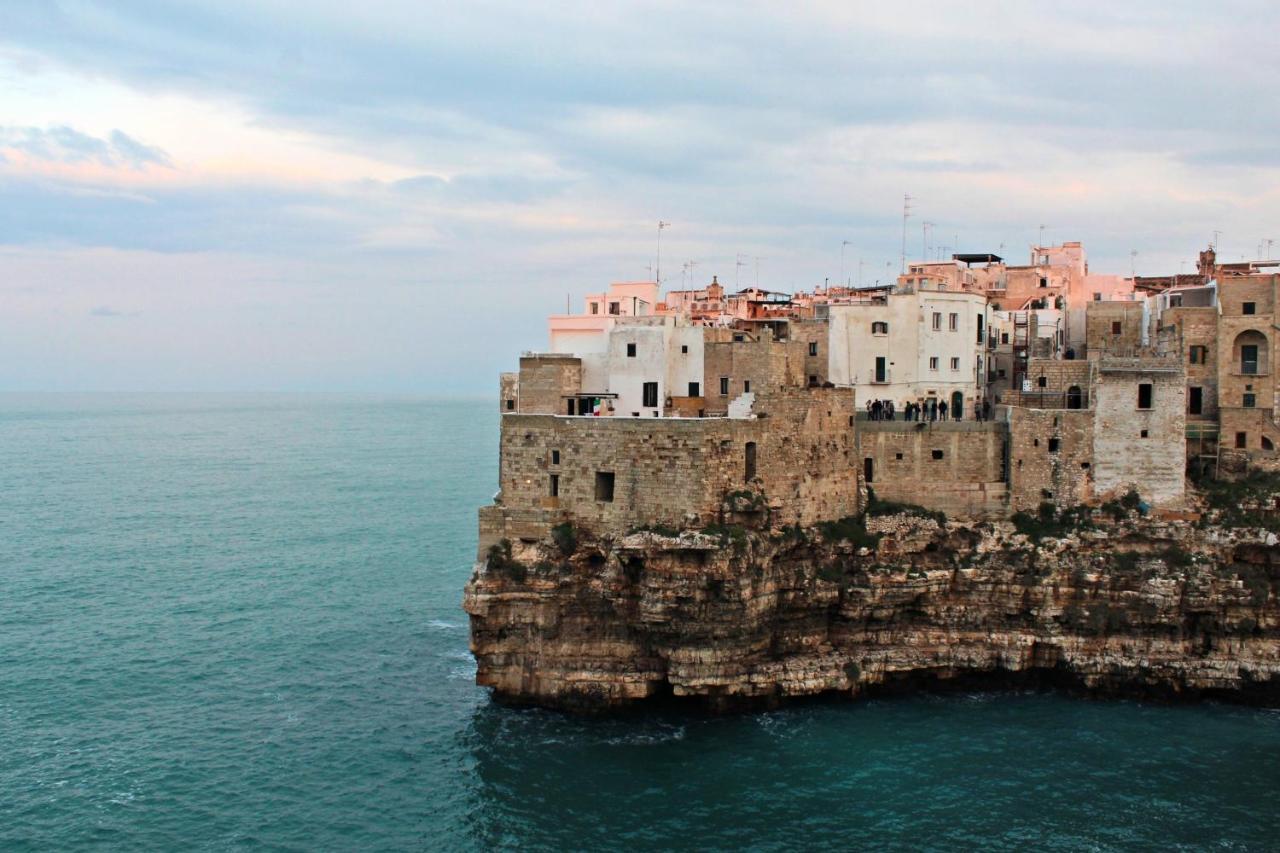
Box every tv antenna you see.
[900,194,912,273]
[840,240,852,287]
[735,254,747,288]
[655,221,670,285]
[922,221,934,261]
[753,257,767,289]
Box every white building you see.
[828,284,991,417]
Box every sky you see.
[2,1,1278,392]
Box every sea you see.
[3,393,1279,851]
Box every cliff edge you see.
[464,482,1280,712]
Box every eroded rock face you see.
[463,515,1280,712]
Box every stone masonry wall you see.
[856,420,1007,519]
[1092,363,1186,505]
[516,354,582,414]
[703,338,807,416]
[1008,408,1094,511]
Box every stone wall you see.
[486,386,863,547]
[703,338,807,416]
[1091,359,1186,505]
[1216,275,1277,418]
[499,372,518,413]
[788,319,830,386]
[516,354,582,414]
[1008,408,1094,511]
[855,420,1008,519]
[1164,306,1219,419]
[1002,358,1092,408]
[1085,301,1144,356]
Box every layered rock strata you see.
[464,511,1280,712]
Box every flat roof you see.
[953,253,1003,264]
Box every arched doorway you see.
[950,391,963,421]
[1067,385,1083,409]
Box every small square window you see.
[594,471,615,502]
[681,345,688,354]
[931,449,944,460]
[1112,321,1122,335]
[505,399,515,411]
[1140,429,1149,438]
[1048,438,1060,452]
[1243,302,1256,315]
[1244,393,1256,408]
[895,452,903,460]
[929,357,939,370]
[626,342,637,357]
[950,357,960,371]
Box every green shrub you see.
[550,522,578,556]
[629,523,681,537]
[702,523,750,555]
[816,516,880,550]
[485,539,526,582]
[1012,502,1094,542]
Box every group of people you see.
[864,397,993,422]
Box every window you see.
[871,321,889,335]
[609,302,620,315]
[929,357,939,370]
[720,377,729,396]
[743,380,751,393]
[567,400,576,415]
[949,313,958,331]
[1236,432,1248,449]
[626,342,637,357]
[931,449,944,460]
[733,334,744,342]
[594,471,615,501]
[1093,292,1102,301]
[863,457,874,484]
[1137,383,1153,409]
[745,442,757,481]
[809,342,819,356]
[681,345,688,354]
[874,357,887,383]
[932,312,942,330]
[642,382,658,408]
[1244,302,1256,315]
[808,375,818,386]
[1241,343,1260,375]
[1001,332,1009,345]
[549,474,559,497]
[551,450,560,465]
[1039,277,1048,288]
[1111,321,1122,335]
[895,452,903,460]
[505,399,515,411]
[1189,387,1203,415]
[1037,376,1047,388]
[1140,429,1149,438]
[688,382,700,397]
[1244,393,1256,408]
[977,316,984,345]
[950,357,960,371]
[1048,438,1060,453]
[998,368,1007,378]
[590,303,599,315]
[1189,345,1206,365]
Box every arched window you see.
[871,321,889,335]
[1067,385,1083,409]
[1234,330,1268,375]
[1264,436,1275,452]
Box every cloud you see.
[89,304,125,316]
[0,124,172,170]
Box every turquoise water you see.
[2,394,1279,851]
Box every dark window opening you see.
[1264,437,1275,451]
[1243,302,1256,315]
[931,449,944,460]
[551,450,560,465]
[609,302,620,315]
[681,345,688,354]
[809,342,819,356]
[1081,462,1090,469]
[642,382,658,408]
[1140,429,1149,438]
[626,342,637,357]
[863,457,874,484]
[1067,386,1083,409]
[1037,376,1047,388]
[1241,343,1259,375]
[719,377,729,396]
[1048,438,1060,453]
[1189,387,1203,415]
[1111,321,1122,335]
[1236,432,1248,449]
[743,380,751,393]
[1039,277,1048,288]
[745,442,757,482]
[808,375,818,387]
[594,471,615,501]
[1001,332,1009,345]
[733,334,744,342]
[549,473,559,497]
[1137,383,1153,409]
[567,399,576,415]
[874,356,887,383]
[505,399,515,411]
[1245,393,1257,408]
[895,452,903,460]
[688,382,700,397]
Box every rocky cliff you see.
[464,485,1280,712]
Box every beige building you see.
[828,284,991,418]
